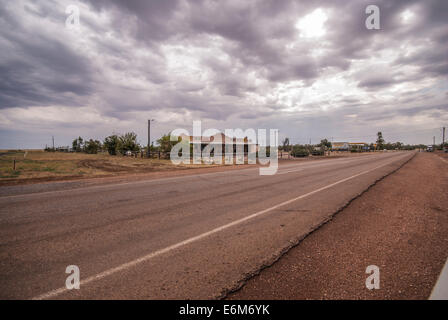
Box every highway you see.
[0,151,414,299]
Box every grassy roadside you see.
[0,150,215,183]
[0,149,383,185]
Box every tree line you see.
[279,132,428,157]
[57,132,176,155]
[68,132,141,155]
[48,131,430,156]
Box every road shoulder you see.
[227,153,448,299]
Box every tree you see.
[84,139,101,154]
[157,133,178,153]
[103,135,119,155]
[118,132,140,154]
[281,137,290,152]
[376,132,385,150]
[319,139,331,149]
[72,136,84,152]
[291,144,309,157]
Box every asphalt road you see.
[0,151,414,299]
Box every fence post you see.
[13,158,16,170]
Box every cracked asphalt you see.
[0,151,414,299]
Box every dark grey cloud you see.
[85,0,181,43]
[0,2,92,108]
[358,76,397,89]
[395,48,448,77]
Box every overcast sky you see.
[1,0,447,148]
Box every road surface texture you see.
[228,152,448,299]
[0,151,415,299]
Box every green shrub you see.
[291,145,309,157]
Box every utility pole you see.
[147,120,151,158]
[147,119,154,158]
[52,136,54,150]
[433,136,435,146]
[288,139,291,159]
[443,127,446,148]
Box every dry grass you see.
[0,150,214,182]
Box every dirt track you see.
[77,159,178,173]
[227,152,448,299]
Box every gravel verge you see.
[227,152,448,300]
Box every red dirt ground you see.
[227,152,448,300]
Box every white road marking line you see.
[437,156,448,164]
[31,153,410,300]
[428,155,448,299]
[430,258,448,300]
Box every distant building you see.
[55,146,70,152]
[331,142,350,151]
[349,142,369,150]
[179,132,257,154]
[332,142,369,151]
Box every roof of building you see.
[179,133,255,144]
